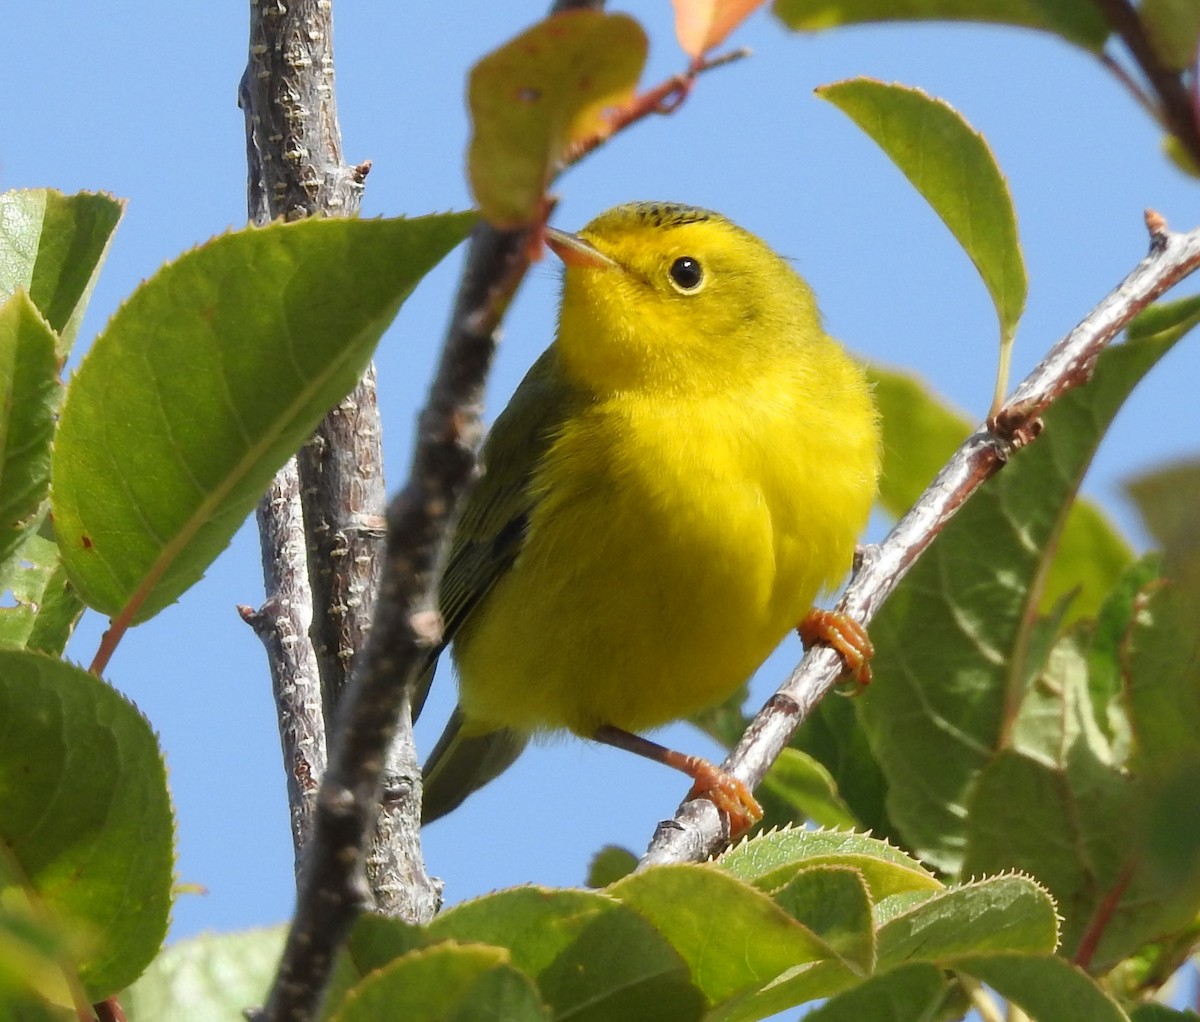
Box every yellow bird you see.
[421,202,880,834]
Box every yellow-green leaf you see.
[0,189,123,357]
[774,0,1109,50]
[819,79,1026,401]
[52,213,473,624]
[1142,0,1200,70]
[468,11,647,227]
[611,863,841,1002]
[328,943,547,1022]
[0,650,174,1000]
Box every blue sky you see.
[4,4,1199,945]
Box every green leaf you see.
[801,962,949,1022]
[328,943,548,1022]
[962,629,1200,970]
[468,11,647,227]
[818,79,1026,383]
[0,189,124,356]
[858,330,1182,875]
[720,827,940,899]
[427,887,614,978]
[1143,757,1200,899]
[1086,554,1162,743]
[773,0,1109,50]
[866,364,1133,623]
[1128,293,1200,346]
[1127,457,1200,565]
[707,961,861,1022]
[956,954,1130,1022]
[587,845,638,887]
[1126,456,1200,619]
[610,864,841,1003]
[876,874,1058,968]
[122,927,287,1022]
[791,692,894,837]
[0,527,84,655]
[1142,0,1200,70]
[1044,499,1134,623]
[52,212,473,625]
[0,293,60,569]
[531,904,704,1022]
[0,890,87,1017]
[1123,570,1200,769]
[759,747,860,829]
[0,650,174,999]
[1131,1005,1200,1021]
[771,865,875,972]
[427,886,705,1021]
[343,912,429,973]
[868,364,970,518]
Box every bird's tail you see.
[421,705,528,824]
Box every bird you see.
[420,201,881,835]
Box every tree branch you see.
[1091,0,1200,166]
[238,469,327,861]
[641,213,1200,867]
[257,216,532,1022]
[240,0,415,910]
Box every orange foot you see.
[591,724,763,838]
[798,608,875,691]
[671,752,763,839]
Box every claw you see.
[798,608,874,692]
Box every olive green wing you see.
[434,345,579,670]
[421,347,582,823]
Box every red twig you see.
[560,47,751,168]
[1074,860,1137,970]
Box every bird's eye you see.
[668,256,704,292]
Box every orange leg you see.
[593,724,762,838]
[798,608,875,691]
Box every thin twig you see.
[239,468,326,863]
[1073,859,1137,970]
[1098,51,1160,122]
[641,214,1200,867]
[1090,0,1200,165]
[561,46,751,168]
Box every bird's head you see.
[546,202,821,396]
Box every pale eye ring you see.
[669,256,704,292]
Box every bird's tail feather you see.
[421,705,528,824]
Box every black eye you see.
[669,256,704,291]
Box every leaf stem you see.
[1074,859,1137,969]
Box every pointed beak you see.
[545,226,618,270]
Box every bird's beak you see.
[545,226,618,270]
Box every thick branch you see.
[641,215,1200,867]
[241,0,414,911]
[258,219,532,1022]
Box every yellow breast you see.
[452,340,878,738]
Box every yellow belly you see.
[452,378,877,738]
